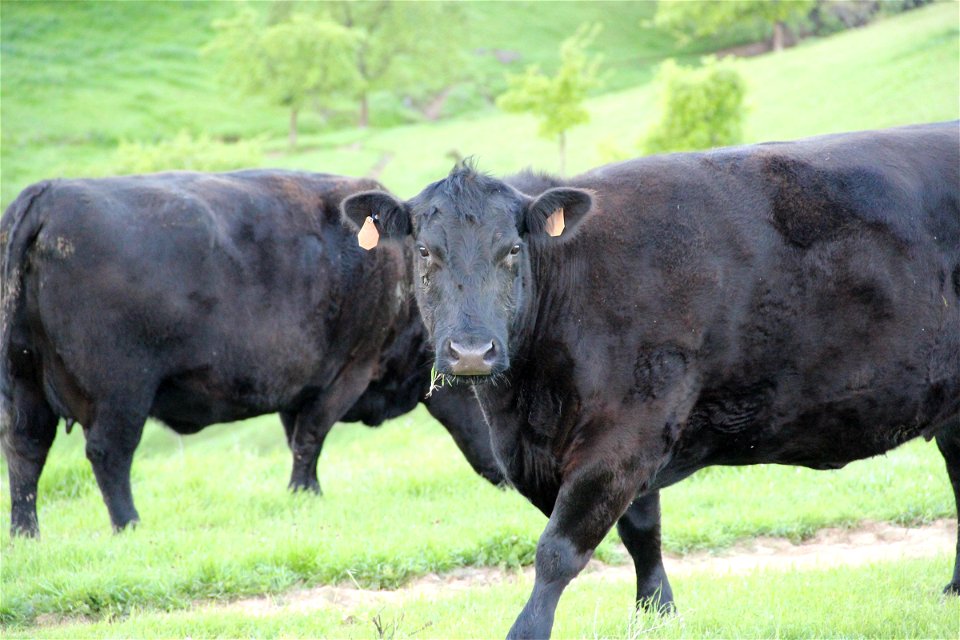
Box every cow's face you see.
[342,166,593,382]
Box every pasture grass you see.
[6,556,958,638]
[1,408,954,629]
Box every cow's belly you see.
[656,384,959,491]
[150,375,288,432]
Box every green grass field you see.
[2,2,959,637]
[1,413,955,630]
[7,557,959,639]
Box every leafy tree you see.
[326,1,465,127]
[642,56,747,155]
[653,0,816,52]
[206,9,361,148]
[496,24,603,175]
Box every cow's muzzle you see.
[438,337,506,376]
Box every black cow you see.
[343,122,960,639]
[0,169,501,538]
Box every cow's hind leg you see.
[2,376,58,537]
[84,404,147,531]
[617,491,674,612]
[935,417,960,595]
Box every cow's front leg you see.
[283,410,327,494]
[617,491,674,612]
[507,454,651,639]
[285,366,375,495]
[84,405,147,532]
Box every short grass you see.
[1,407,954,628]
[7,557,958,639]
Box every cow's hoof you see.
[10,524,40,539]
[289,480,322,495]
[944,582,960,596]
[112,517,140,534]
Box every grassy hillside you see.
[4,2,955,205]
[0,0,744,207]
[268,0,959,196]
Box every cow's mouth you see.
[439,371,503,388]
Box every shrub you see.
[111,131,264,174]
[642,56,747,155]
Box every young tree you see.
[642,56,747,155]
[326,1,465,127]
[206,9,361,148]
[496,24,603,175]
[653,0,816,52]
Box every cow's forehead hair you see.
[412,165,521,229]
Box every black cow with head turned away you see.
[343,122,960,639]
[0,169,502,538]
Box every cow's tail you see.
[0,181,51,432]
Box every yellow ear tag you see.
[357,216,380,250]
[545,208,565,237]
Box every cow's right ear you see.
[341,191,412,249]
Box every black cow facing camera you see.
[0,169,502,538]
[343,122,960,639]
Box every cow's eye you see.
[509,244,521,255]
[418,246,430,258]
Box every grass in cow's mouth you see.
[426,367,451,398]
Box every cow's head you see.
[342,163,593,381]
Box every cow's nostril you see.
[448,341,462,362]
[483,341,497,364]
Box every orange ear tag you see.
[357,216,380,250]
[545,208,565,237]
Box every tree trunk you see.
[558,131,566,176]
[773,21,786,52]
[359,92,369,128]
[289,107,298,150]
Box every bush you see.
[642,56,747,155]
[111,131,264,174]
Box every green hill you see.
[3,2,956,206]
[270,0,959,197]
[0,0,738,207]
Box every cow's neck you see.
[471,243,585,512]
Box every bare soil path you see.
[221,519,956,616]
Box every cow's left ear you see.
[520,187,594,240]
[341,190,412,249]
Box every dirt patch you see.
[218,519,956,617]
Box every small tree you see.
[206,10,361,148]
[653,0,816,52]
[496,25,603,175]
[642,57,747,155]
[326,1,466,127]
